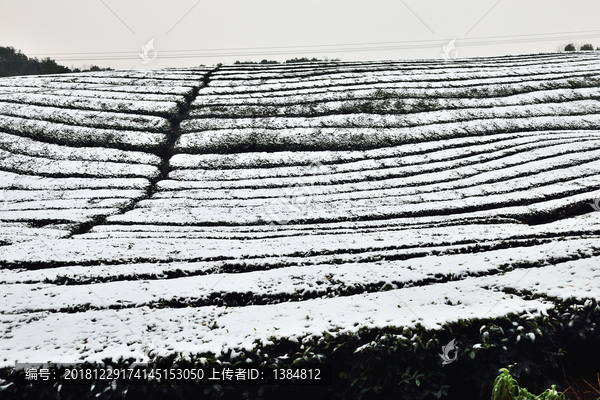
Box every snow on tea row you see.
[170,130,599,171]
[203,72,600,99]
[5,211,523,242]
[157,157,600,208]
[0,191,146,225]
[0,75,202,89]
[124,138,600,224]
[0,149,160,178]
[3,211,599,267]
[4,189,146,203]
[213,54,597,78]
[0,172,150,227]
[0,222,72,241]
[5,252,597,366]
[214,53,596,79]
[181,99,600,131]
[136,180,599,227]
[0,69,208,118]
[2,198,131,213]
[189,88,600,118]
[157,146,600,218]
[214,56,590,80]
[80,218,508,239]
[170,135,599,182]
[5,226,599,283]
[106,181,600,226]
[0,171,150,190]
[203,62,600,94]
[1,202,144,226]
[61,69,213,81]
[85,195,598,241]
[209,58,599,87]
[0,87,185,103]
[0,115,167,151]
[0,278,554,368]
[0,128,161,178]
[0,92,182,119]
[0,101,170,132]
[3,239,598,313]
[0,132,161,165]
[0,208,123,225]
[193,73,600,106]
[174,115,600,153]
[0,82,192,97]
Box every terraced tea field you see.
[1,53,600,397]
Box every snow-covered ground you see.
[1,53,599,368]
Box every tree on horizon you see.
[0,46,112,77]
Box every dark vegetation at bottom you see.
[0,298,598,400]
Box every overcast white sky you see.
[1,0,599,70]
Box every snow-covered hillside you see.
[0,54,599,368]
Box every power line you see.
[1,30,599,63]
[14,29,600,57]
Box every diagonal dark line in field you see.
[0,66,199,240]
[0,67,220,359]
[66,66,221,238]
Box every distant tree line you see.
[564,43,598,51]
[0,46,113,77]
[233,57,341,65]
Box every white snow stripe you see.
[180,100,600,132]
[190,88,600,116]
[0,171,150,190]
[0,93,181,117]
[0,149,161,179]
[165,142,600,190]
[3,211,598,265]
[174,115,600,153]
[169,130,600,169]
[0,115,167,150]
[0,131,161,165]
[0,101,171,132]
[0,282,553,368]
[0,208,123,223]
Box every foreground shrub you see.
[491,368,565,400]
[0,298,598,399]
